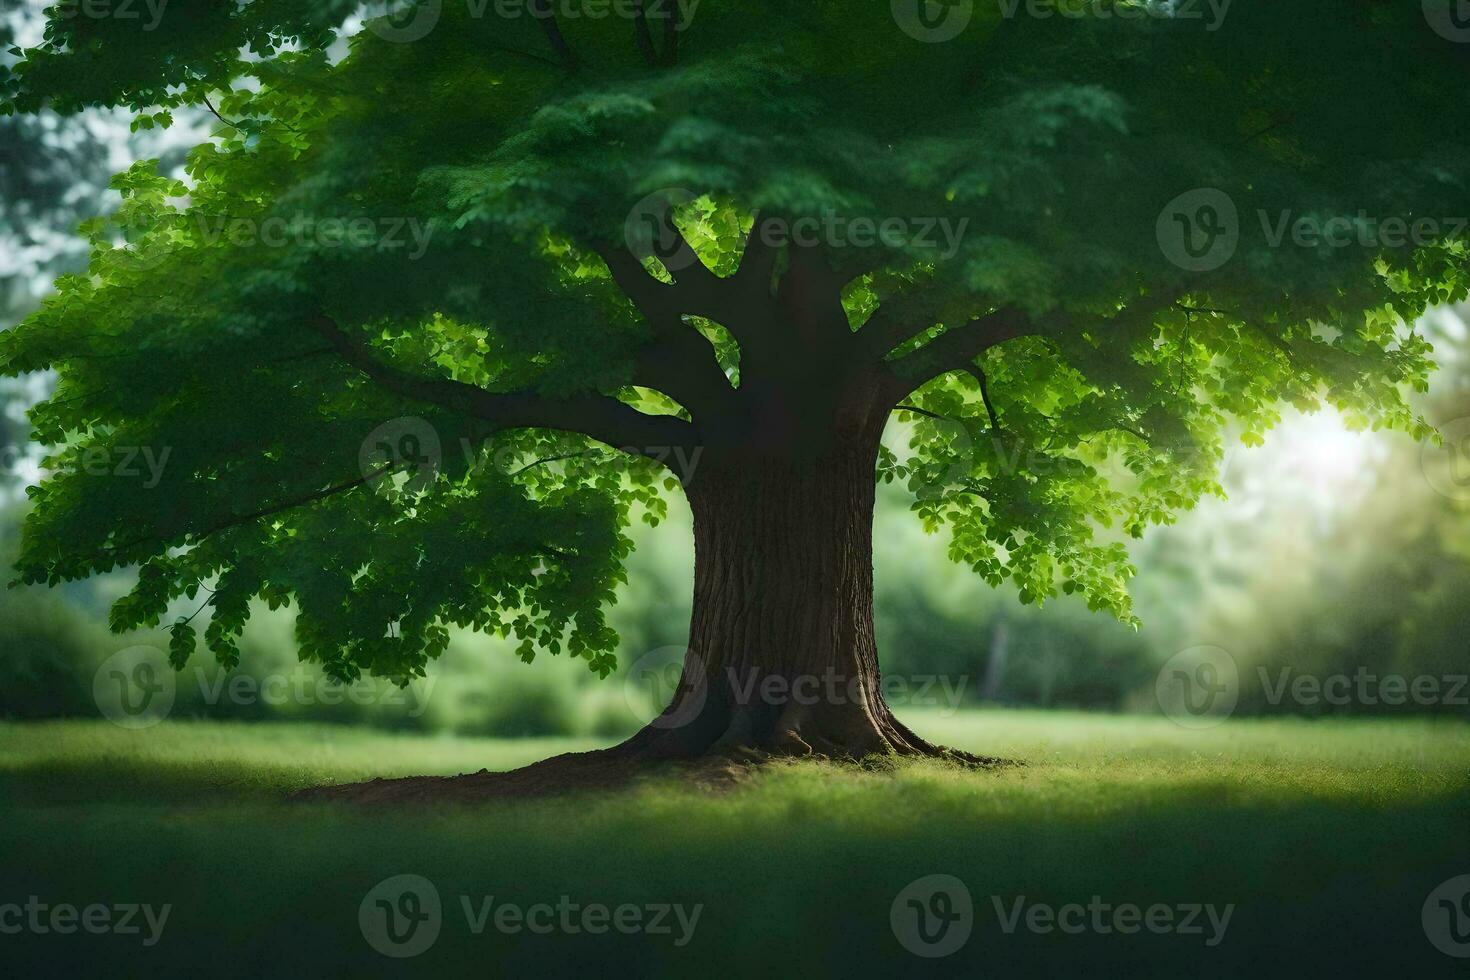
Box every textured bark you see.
[624,438,912,759]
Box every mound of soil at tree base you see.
[289,739,1017,805]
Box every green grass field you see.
[2,710,1467,977]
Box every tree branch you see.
[711,212,790,354]
[590,243,736,414]
[734,211,781,296]
[882,288,1198,401]
[1176,302,1304,370]
[310,315,698,464]
[777,240,853,350]
[852,291,943,363]
[966,363,1002,433]
[894,403,951,423]
[508,449,606,476]
[99,463,393,563]
[595,243,675,314]
[531,0,579,71]
[652,211,720,289]
[632,0,659,66]
[660,0,680,65]
[632,0,679,67]
[885,306,1034,392]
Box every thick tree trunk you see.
[622,439,928,759]
[602,369,1001,768]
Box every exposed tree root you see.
[289,703,1020,805]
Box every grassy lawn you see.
[1,710,1467,977]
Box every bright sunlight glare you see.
[1225,409,1385,526]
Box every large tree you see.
[3,1,1468,794]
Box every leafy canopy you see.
[2,1,1467,682]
